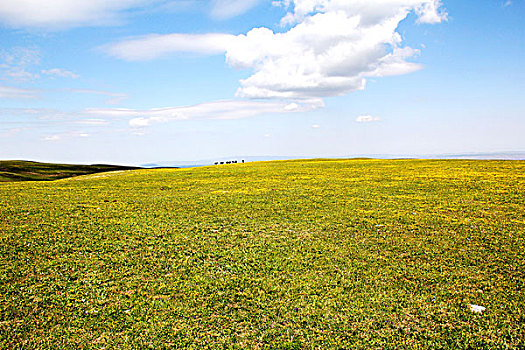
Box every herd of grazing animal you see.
[214,160,244,165]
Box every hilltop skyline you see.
[1,0,524,165]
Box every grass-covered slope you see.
[0,159,524,348]
[0,160,141,182]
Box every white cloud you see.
[0,47,40,66]
[0,127,26,138]
[41,131,92,141]
[86,99,323,127]
[69,89,128,104]
[0,107,53,116]
[74,118,110,126]
[0,1,260,29]
[103,33,236,61]
[132,130,147,136]
[284,102,300,111]
[415,0,448,24]
[229,0,446,99]
[311,124,321,128]
[0,85,37,99]
[1,47,41,82]
[210,0,261,20]
[0,0,163,29]
[4,69,40,81]
[105,0,446,100]
[42,134,61,141]
[277,0,447,25]
[0,108,113,134]
[356,115,381,123]
[503,0,512,7]
[42,68,80,79]
[0,98,319,133]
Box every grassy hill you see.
[0,160,141,182]
[0,159,523,348]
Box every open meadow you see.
[1,159,524,348]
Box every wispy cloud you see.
[41,131,90,142]
[1,97,323,136]
[0,0,153,29]
[103,33,235,61]
[69,89,128,105]
[0,127,26,137]
[104,0,446,101]
[0,107,54,116]
[3,69,40,81]
[0,0,241,30]
[0,0,264,31]
[0,85,38,99]
[42,134,61,141]
[42,68,80,79]
[74,118,110,126]
[0,47,41,82]
[0,107,112,132]
[87,99,323,127]
[356,115,381,123]
[0,47,40,66]
[210,0,261,20]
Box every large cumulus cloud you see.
[106,0,447,101]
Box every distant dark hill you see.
[0,160,141,182]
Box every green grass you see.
[0,160,141,182]
[0,159,524,348]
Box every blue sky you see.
[0,0,523,165]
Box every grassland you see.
[0,160,140,182]
[0,159,524,348]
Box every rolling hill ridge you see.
[0,160,141,182]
